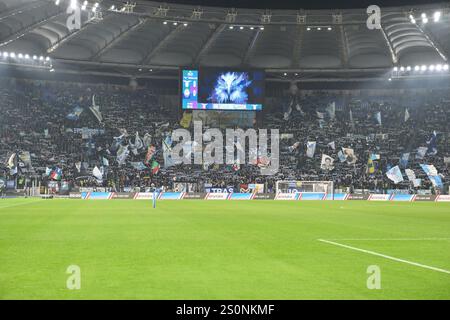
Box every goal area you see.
[275,181,334,196]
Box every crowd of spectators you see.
[0,77,448,194]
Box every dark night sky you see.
[145,0,444,10]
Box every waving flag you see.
[134,132,144,151]
[326,102,336,119]
[338,150,347,162]
[50,168,62,181]
[400,153,410,168]
[180,112,193,128]
[306,141,316,158]
[420,164,442,189]
[116,145,129,166]
[320,154,335,171]
[426,131,437,156]
[151,161,160,175]
[143,133,152,147]
[144,145,156,165]
[342,148,358,165]
[92,166,103,180]
[130,162,147,171]
[7,153,17,169]
[163,136,175,168]
[89,94,103,123]
[66,105,84,121]
[283,97,294,121]
[405,169,421,187]
[45,167,53,176]
[316,111,325,119]
[386,165,403,184]
[375,112,382,125]
[327,141,336,150]
[367,157,375,175]
[420,164,438,176]
[416,147,427,160]
[288,142,300,153]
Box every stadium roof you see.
[0,0,449,80]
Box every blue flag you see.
[400,153,410,168]
[420,164,443,189]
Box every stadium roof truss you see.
[0,0,449,80]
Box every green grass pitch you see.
[0,198,449,300]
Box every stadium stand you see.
[0,0,449,196]
[0,77,448,194]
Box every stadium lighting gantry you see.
[0,50,51,68]
[393,63,449,78]
[409,11,443,25]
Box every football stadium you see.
[0,0,450,303]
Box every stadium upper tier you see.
[0,0,449,76]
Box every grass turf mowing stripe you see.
[318,239,450,275]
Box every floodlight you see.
[434,11,441,22]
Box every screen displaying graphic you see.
[181,68,264,111]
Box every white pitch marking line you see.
[318,239,450,275]
[324,238,450,241]
[0,200,43,210]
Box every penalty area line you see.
[318,239,450,275]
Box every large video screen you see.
[181,68,265,111]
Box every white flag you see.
[92,166,103,180]
[327,141,336,150]
[326,102,336,119]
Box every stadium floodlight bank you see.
[276,181,334,196]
